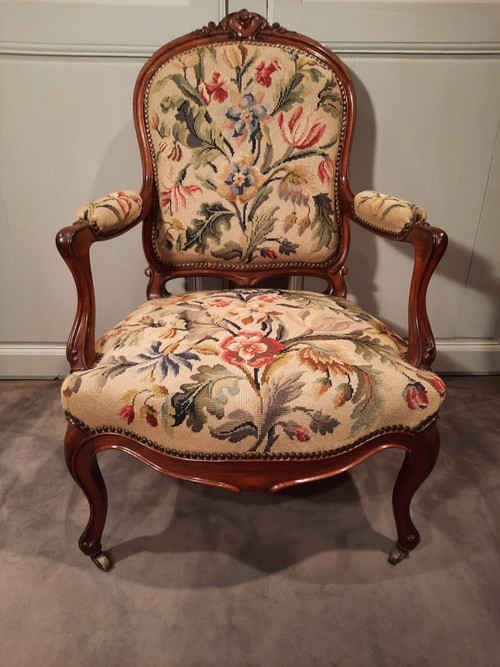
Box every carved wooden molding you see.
[195,9,298,40]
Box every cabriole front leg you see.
[64,420,112,571]
[389,420,440,564]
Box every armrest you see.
[74,190,143,237]
[352,190,427,239]
[56,189,144,372]
[348,190,447,370]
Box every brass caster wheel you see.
[388,543,408,565]
[91,551,112,572]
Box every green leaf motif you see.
[317,79,342,118]
[93,355,137,388]
[170,73,205,107]
[171,365,242,432]
[183,202,234,253]
[195,175,218,191]
[380,203,407,219]
[174,101,226,166]
[272,72,305,115]
[211,241,244,261]
[310,410,339,435]
[349,367,383,434]
[278,238,299,256]
[248,184,272,221]
[210,410,258,442]
[243,208,278,262]
[310,193,337,251]
[193,49,205,87]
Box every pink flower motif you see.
[160,166,202,214]
[278,166,312,205]
[257,294,280,304]
[405,382,429,410]
[118,404,135,424]
[291,425,310,442]
[254,58,283,87]
[113,191,134,217]
[199,72,229,105]
[430,376,446,397]
[318,158,335,184]
[220,331,284,368]
[205,298,234,308]
[279,106,326,149]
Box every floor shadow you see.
[104,461,393,584]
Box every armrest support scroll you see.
[348,190,447,370]
[56,189,146,372]
[56,224,98,372]
[404,224,448,369]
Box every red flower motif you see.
[266,249,278,259]
[405,382,429,410]
[118,404,135,424]
[205,298,234,308]
[146,412,158,427]
[161,183,202,213]
[113,191,134,217]
[291,425,310,442]
[430,376,446,397]
[199,72,229,104]
[279,106,326,149]
[160,166,202,214]
[318,158,335,185]
[254,59,282,87]
[220,331,284,368]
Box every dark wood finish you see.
[56,10,447,566]
[64,414,439,558]
[403,225,448,369]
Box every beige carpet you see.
[1,376,499,666]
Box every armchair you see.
[57,10,447,572]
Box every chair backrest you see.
[134,10,355,290]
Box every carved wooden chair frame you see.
[56,10,447,571]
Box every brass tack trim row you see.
[65,411,436,461]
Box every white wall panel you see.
[342,56,500,342]
[0,0,498,376]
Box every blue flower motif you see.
[225,94,268,144]
[225,163,254,197]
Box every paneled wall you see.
[0,0,498,376]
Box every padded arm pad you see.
[352,190,427,238]
[75,190,143,236]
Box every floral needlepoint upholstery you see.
[145,43,345,268]
[75,190,143,235]
[61,289,445,459]
[353,191,427,238]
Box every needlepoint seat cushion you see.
[61,289,445,459]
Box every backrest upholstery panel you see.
[143,39,348,270]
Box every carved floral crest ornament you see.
[57,9,447,572]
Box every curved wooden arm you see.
[56,211,145,371]
[404,224,448,369]
[349,219,447,370]
[56,224,98,371]
[344,184,447,370]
